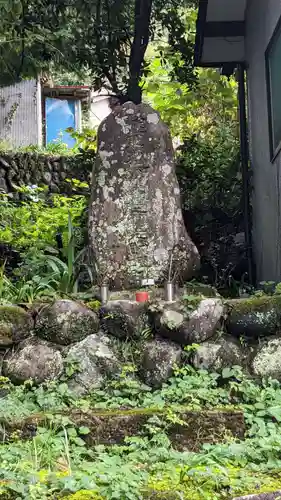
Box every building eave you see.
[194,0,208,66]
[194,0,246,68]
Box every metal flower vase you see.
[164,281,174,302]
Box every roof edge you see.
[194,0,208,66]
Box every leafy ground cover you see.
[1,365,281,499]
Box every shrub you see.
[0,192,86,251]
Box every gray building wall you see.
[0,79,42,148]
[245,0,281,282]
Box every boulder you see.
[0,305,33,346]
[155,298,224,346]
[3,338,63,384]
[192,336,249,372]
[139,338,182,388]
[88,101,199,289]
[100,300,150,339]
[251,337,281,380]
[227,296,281,338]
[35,300,99,345]
[66,333,120,396]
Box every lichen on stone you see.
[252,337,281,380]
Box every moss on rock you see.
[227,295,281,338]
[228,295,281,315]
[0,305,33,346]
[4,406,245,452]
[66,333,120,396]
[192,336,252,372]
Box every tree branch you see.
[94,0,119,95]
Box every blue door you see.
[45,97,78,147]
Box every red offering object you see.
[136,291,149,303]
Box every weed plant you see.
[0,366,281,499]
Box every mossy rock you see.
[66,333,120,396]
[154,298,224,345]
[191,336,253,373]
[0,305,33,346]
[2,337,63,385]
[35,300,100,345]
[139,338,182,388]
[100,300,151,339]
[227,295,281,338]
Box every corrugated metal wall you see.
[0,79,42,148]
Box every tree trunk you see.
[127,0,153,103]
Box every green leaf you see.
[78,426,90,435]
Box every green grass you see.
[1,366,281,499]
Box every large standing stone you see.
[35,300,99,345]
[88,101,200,289]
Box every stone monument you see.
[88,101,200,289]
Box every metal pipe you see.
[164,281,174,302]
[237,64,254,285]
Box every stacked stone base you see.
[1,292,281,391]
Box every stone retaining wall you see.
[0,153,92,196]
[3,293,281,393]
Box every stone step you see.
[1,407,245,451]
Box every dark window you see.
[266,17,281,160]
